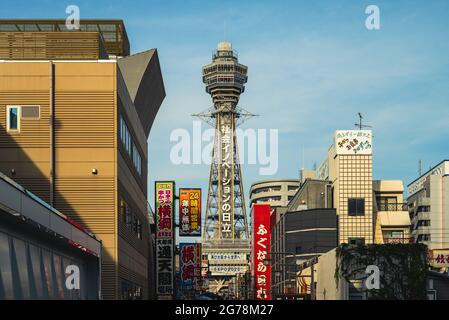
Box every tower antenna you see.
[355,112,372,130]
[418,159,422,176]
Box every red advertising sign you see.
[179,188,201,236]
[180,243,202,290]
[252,204,271,300]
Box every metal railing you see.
[376,202,408,211]
[383,237,414,244]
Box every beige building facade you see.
[407,160,449,250]
[249,179,300,209]
[317,130,374,245]
[373,180,411,244]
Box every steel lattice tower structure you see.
[195,42,252,294]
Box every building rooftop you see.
[0,19,130,56]
[250,178,300,186]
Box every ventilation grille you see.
[21,106,40,119]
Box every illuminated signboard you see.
[155,181,175,298]
[155,181,175,238]
[208,253,247,262]
[209,265,248,275]
[252,204,271,300]
[179,188,202,237]
[179,243,202,290]
[219,115,234,238]
[334,130,372,155]
[430,250,449,268]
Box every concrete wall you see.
[316,248,347,300]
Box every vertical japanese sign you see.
[179,188,201,236]
[179,243,202,290]
[218,113,234,239]
[252,204,271,300]
[155,181,175,298]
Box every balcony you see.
[383,237,414,244]
[377,203,408,212]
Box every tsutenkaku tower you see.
[197,42,252,242]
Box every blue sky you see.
[4,0,449,237]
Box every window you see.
[132,143,142,175]
[348,198,365,216]
[119,116,132,156]
[121,199,142,239]
[348,238,365,246]
[136,219,142,240]
[417,234,431,242]
[417,205,430,213]
[417,220,431,227]
[7,106,20,132]
[132,216,142,240]
[376,196,398,211]
[383,230,404,239]
[119,115,143,176]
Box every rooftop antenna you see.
[301,145,305,170]
[224,19,227,41]
[418,160,422,176]
[355,112,372,130]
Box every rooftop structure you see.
[0,19,129,57]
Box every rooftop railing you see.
[377,203,408,212]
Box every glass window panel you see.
[8,107,19,131]
[42,250,54,299]
[53,254,64,300]
[29,244,43,299]
[13,238,30,299]
[0,232,13,299]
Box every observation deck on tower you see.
[202,42,248,105]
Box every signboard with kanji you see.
[156,238,174,297]
[252,204,271,300]
[155,181,175,238]
[179,243,202,290]
[218,114,234,239]
[155,181,175,298]
[430,249,449,268]
[179,188,202,237]
[335,130,372,155]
